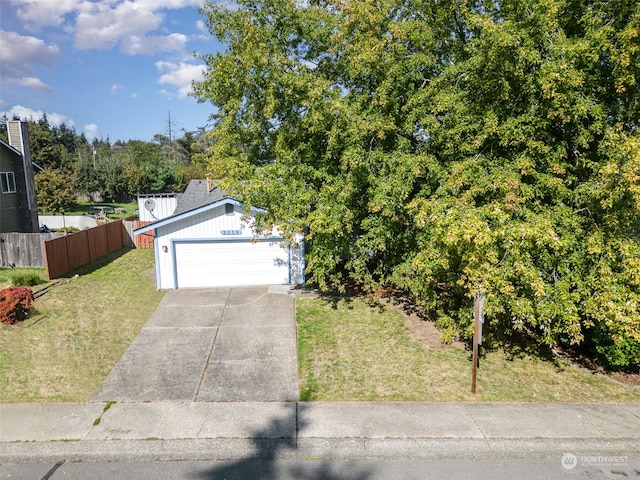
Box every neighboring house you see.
[134,179,305,289]
[0,120,39,233]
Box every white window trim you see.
[1,172,16,194]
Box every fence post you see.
[471,291,486,395]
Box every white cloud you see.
[0,105,75,128]
[0,30,60,77]
[111,83,125,95]
[120,33,187,55]
[71,0,202,54]
[135,0,204,9]
[11,0,206,30]
[75,1,162,51]
[0,30,58,93]
[155,60,204,98]
[5,77,53,93]
[8,0,213,57]
[195,19,207,34]
[11,0,81,29]
[194,19,212,40]
[212,2,240,12]
[84,123,99,142]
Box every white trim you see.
[0,172,16,193]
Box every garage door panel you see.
[174,240,290,288]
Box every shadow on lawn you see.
[61,246,132,278]
[293,284,355,310]
[301,281,567,368]
[30,247,132,304]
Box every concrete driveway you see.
[92,286,299,403]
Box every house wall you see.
[289,236,305,286]
[154,204,251,288]
[0,145,26,233]
[6,121,38,232]
[137,195,178,222]
[153,204,303,289]
[1,122,39,233]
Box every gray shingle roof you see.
[172,179,230,215]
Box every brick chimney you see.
[6,120,39,232]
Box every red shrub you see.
[0,287,34,325]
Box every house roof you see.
[0,139,22,157]
[172,179,227,215]
[1,139,45,172]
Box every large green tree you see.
[35,169,77,214]
[195,0,640,369]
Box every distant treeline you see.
[0,114,211,211]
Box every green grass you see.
[3,258,637,403]
[0,268,48,290]
[297,296,640,402]
[0,248,163,402]
[40,201,138,219]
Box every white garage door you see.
[174,239,291,288]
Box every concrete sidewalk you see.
[1,402,639,463]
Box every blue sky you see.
[0,0,228,143]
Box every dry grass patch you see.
[296,296,640,402]
[0,248,163,402]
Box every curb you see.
[3,438,639,464]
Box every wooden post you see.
[471,292,485,394]
[471,296,479,394]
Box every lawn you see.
[297,296,640,402]
[40,201,138,220]
[2,253,638,403]
[0,248,163,402]
[0,267,48,290]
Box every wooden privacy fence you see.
[0,232,63,268]
[123,219,154,249]
[43,219,126,279]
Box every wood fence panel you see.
[44,236,70,280]
[136,229,155,249]
[123,220,154,249]
[66,230,90,270]
[0,233,62,267]
[105,220,124,253]
[43,219,129,279]
[122,216,138,248]
[88,225,108,261]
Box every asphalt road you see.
[2,456,639,480]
